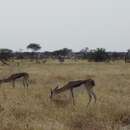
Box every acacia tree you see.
[27,43,41,52]
[52,48,72,57]
[0,48,13,65]
[87,48,110,62]
[27,43,42,63]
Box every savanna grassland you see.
[0,59,130,130]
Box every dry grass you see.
[0,59,130,130]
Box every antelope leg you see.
[70,88,75,105]
[91,91,97,103]
[12,80,15,88]
[87,92,92,107]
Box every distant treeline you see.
[0,45,128,64]
[0,49,126,60]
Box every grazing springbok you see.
[50,79,96,106]
[0,72,30,88]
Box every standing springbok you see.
[50,79,96,106]
[0,72,30,88]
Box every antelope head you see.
[50,84,60,99]
[90,79,95,86]
[87,79,95,86]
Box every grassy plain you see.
[0,59,130,130]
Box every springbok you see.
[50,79,96,106]
[0,72,30,88]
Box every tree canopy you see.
[27,43,41,52]
[52,48,72,57]
[87,48,110,62]
[0,48,13,53]
[0,48,13,65]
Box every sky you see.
[0,0,130,52]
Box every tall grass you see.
[0,60,129,130]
